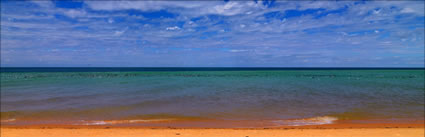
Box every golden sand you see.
[2,121,424,137]
[1,128,424,137]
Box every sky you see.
[1,0,424,67]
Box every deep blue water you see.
[1,67,423,72]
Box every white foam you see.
[80,119,174,125]
[274,116,338,126]
[0,119,16,123]
[85,121,108,125]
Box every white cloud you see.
[114,28,128,36]
[84,1,266,17]
[209,1,247,16]
[108,18,114,23]
[31,0,53,8]
[84,1,219,12]
[401,8,415,13]
[2,1,424,67]
[166,26,180,31]
[295,1,350,10]
[114,30,125,36]
[64,9,86,18]
[229,49,248,53]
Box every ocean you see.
[1,68,424,127]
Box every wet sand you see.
[2,123,424,137]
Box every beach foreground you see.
[1,128,424,137]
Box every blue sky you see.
[1,0,424,67]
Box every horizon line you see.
[1,67,424,68]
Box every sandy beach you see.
[2,123,424,137]
[1,127,424,137]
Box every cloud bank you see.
[1,0,424,67]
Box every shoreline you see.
[2,117,424,128]
[2,122,424,129]
[1,127,424,137]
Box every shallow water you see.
[1,68,424,127]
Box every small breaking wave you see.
[274,116,338,126]
[0,119,16,123]
[78,119,175,125]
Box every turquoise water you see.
[1,69,424,127]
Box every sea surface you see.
[1,68,424,127]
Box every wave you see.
[0,119,16,123]
[77,119,175,125]
[273,116,338,126]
